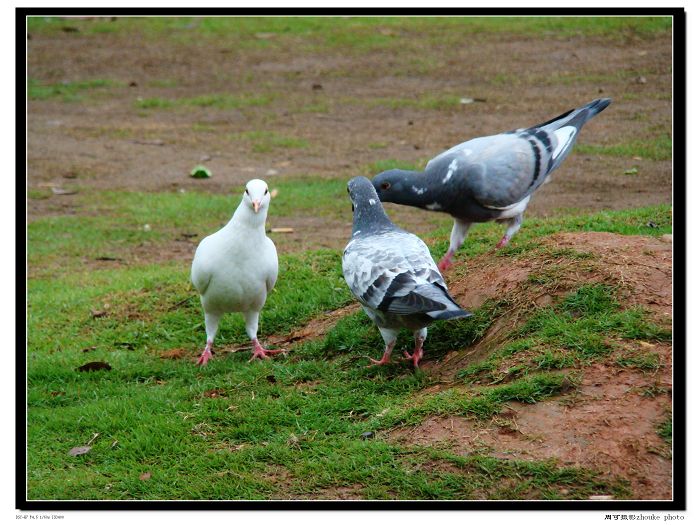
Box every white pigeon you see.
[190,179,283,365]
[342,176,471,368]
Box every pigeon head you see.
[242,179,271,214]
[347,176,396,236]
[372,169,425,206]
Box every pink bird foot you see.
[249,340,287,361]
[197,345,214,366]
[403,347,425,368]
[495,236,510,249]
[438,251,454,272]
[366,355,393,367]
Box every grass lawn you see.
[26,186,671,499]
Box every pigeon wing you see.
[342,231,449,313]
[440,134,551,209]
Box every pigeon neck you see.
[391,170,432,206]
[229,202,268,232]
[352,200,395,236]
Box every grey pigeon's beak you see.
[253,200,261,213]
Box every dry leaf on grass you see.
[76,361,112,372]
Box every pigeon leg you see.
[439,219,472,270]
[367,340,396,367]
[403,328,427,368]
[244,310,286,361]
[496,214,523,248]
[249,339,287,361]
[197,311,221,366]
[367,327,398,367]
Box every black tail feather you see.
[530,98,611,131]
[428,308,472,321]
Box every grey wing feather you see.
[442,134,544,209]
[342,232,445,311]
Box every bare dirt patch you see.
[28,25,671,232]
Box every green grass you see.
[458,284,670,386]
[135,93,276,110]
[27,199,668,499]
[366,158,425,175]
[28,78,120,102]
[27,16,671,48]
[576,134,672,161]
[657,416,672,444]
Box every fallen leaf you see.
[204,389,227,398]
[589,494,614,500]
[312,83,323,90]
[95,256,123,262]
[270,188,279,198]
[81,346,98,353]
[638,341,656,348]
[661,234,673,243]
[160,348,186,360]
[76,361,112,372]
[139,471,151,481]
[624,167,639,175]
[361,431,375,440]
[270,227,294,234]
[646,221,659,229]
[68,446,91,456]
[91,309,107,318]
[50,391,65,397]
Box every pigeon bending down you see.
[342,176,471,368]
[190,179,283,365]
[372,98,611,270]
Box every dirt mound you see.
[430,231,672,379]
[392,231,673,500]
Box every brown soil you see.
[27,21,672,256]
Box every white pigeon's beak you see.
[252,200,261,213]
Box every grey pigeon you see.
[341,176,471,368]
[372,98,611,270]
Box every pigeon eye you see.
[245,189,249,195]
[351,203,355,212]
[381,182,391,190]
[264,188,269,195]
